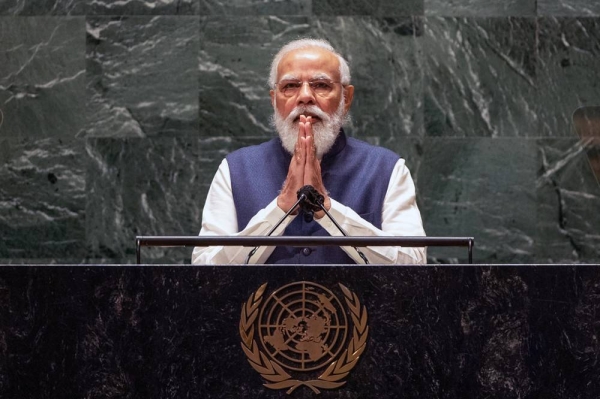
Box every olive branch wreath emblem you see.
[239,282,369,394]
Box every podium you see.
[1,264,599,398]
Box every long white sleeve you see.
[316,158,426,264]
[191,158,426,265]
[191,159,296,265]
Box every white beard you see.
[271,99,346,159]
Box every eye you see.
[311,81,331,90]
[280,82,301,91]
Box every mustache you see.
[286,105,330,122]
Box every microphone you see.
[297,185,323,222]
[297,185,370,264]
[245,193,306,264]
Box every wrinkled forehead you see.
[276,47,341,82]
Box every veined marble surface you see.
[0,7,599,263]
[425,0,536,17]
[0,0,86,15]
[199,0,311,15]
[85,16,199,138]
[537,138,600,263]
[0,0,599,16]
[313,0,423,16]
[89,0,199,15]
[538,0,600,16]
[418,138,537,263]
[423,17,538,137]
[537,18,600,136]
[0,17,86,141]
[0,138,86,260]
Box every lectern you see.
[2,247,599,397]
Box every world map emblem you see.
[239,281,369,394]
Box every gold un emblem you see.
[239,281,369,394]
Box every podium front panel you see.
[0,265,598,398]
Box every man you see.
[192,38,426,265]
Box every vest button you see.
[302,247,312,256]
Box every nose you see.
[296,81,316,105]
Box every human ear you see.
[343,85,354,113]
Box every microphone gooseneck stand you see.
[244,193,307,264]
[297,185,370,265]
[245,185,370,265]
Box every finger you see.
[304,134,319,181]
[298,115,307,140]
[297,129,308,161]
[279,137,306,211]
[304,130,315,163]
[294,130,303,161]
[304,117,315,157]
[304,116,312,132]
[299,119,312,162]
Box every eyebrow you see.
[279,74,299,82]
[278,73,334,82]
[312,73,333,80]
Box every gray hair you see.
[268,38,351,89]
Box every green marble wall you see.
[0,1,599,264]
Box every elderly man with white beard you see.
[192,38,426,265]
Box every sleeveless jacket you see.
[226,131,399,264]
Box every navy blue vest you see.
[226,131,399,264]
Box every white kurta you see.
[192,158,427,265]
